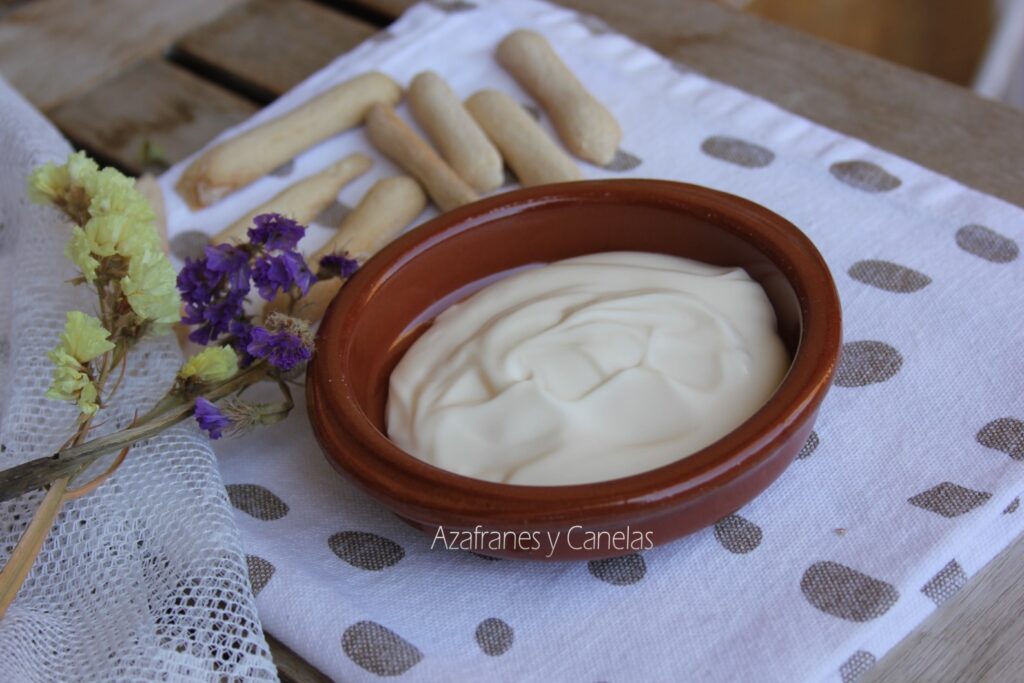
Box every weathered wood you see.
[176,0,376,100]
[48,59,258,175]
[745,0,993,86]
[0,0,245,112]
[864,537,1024,683]
[0,0,32,19]
[266,632,332,683]
[346,0,412,20]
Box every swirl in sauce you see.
[386,252,790,485]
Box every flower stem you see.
[0,477,70,619]
[0,361,269,503]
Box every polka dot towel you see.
[160,1,1024,680]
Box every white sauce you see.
[386,252,789,485]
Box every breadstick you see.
[263,176,427,322]
[176,72,401,208]
[365,103,477,212]
[312,176,426,262]
[407,71,504,193]
[212,153,371,245]
[496,30,621,166]
[465,90,581,186]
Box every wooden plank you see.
[746,0,994,86]
[865,537,1024,682]
[176,0,376,100]
[345,0,412,20]
[0,0,32,19]
[48,59,258,175]
[0,0,244,112]
[266,632,332,683]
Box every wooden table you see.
[1,1,1022,681]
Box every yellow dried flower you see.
[27,161,71,205]
[45,312,113,415]
[30,152,165,290]
[179,346,239,383]
[58,311,115,364]
[65,226,101,283]
[45,361,100,415]
[120,248,180,324]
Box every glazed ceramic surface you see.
[307,180,841,560]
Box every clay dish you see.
[307,180,841,560]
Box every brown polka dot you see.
[714,514,762,554]
[578,14,613,35]
[921,559,967,605]
[521,102,542,121]
[170,230,210,261]
[1004,497,1019,514]
[801,561,899,622]
[797,431,820,460]
[370,30,396,43]
[829,161,901,193]
[246,554,275,596]
[268,159,294,178]
[227,484,289,521]
[700,136,774,168]
[976,417,1024,461]
[313,199,352,229]
[475,618,513,656]
[604,149,642,172]
[329,531,405,571]
[835,341,903,387]
[909,482,992,518]
[428,0,476,11]
[849,260,931,293]
[588,554,646,585]
[956,224,1019,263]
[670,60,693,76]
[342,621,422,676]
[469,551,502,562]
[840,650,876,683]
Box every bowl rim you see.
[309,179,841,524]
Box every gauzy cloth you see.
[159,1,1024,681]
[0,77,277,681]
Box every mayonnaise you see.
[386,252,790,486]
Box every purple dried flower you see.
[204,243,251,292]
[227,319,256,366]
[194,397,231,440]
[176,258,217,306]
[251,251,313,300]
[247,213,305,251]
[178,243,253,345]
[182,289,248,346]
[246,327,312,371]
[318,252,360,279]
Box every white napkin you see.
[159,1,1024,681]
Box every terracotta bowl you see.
[307,180,841,560]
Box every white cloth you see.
[159,1,1024,681]
[0,77,277,681]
